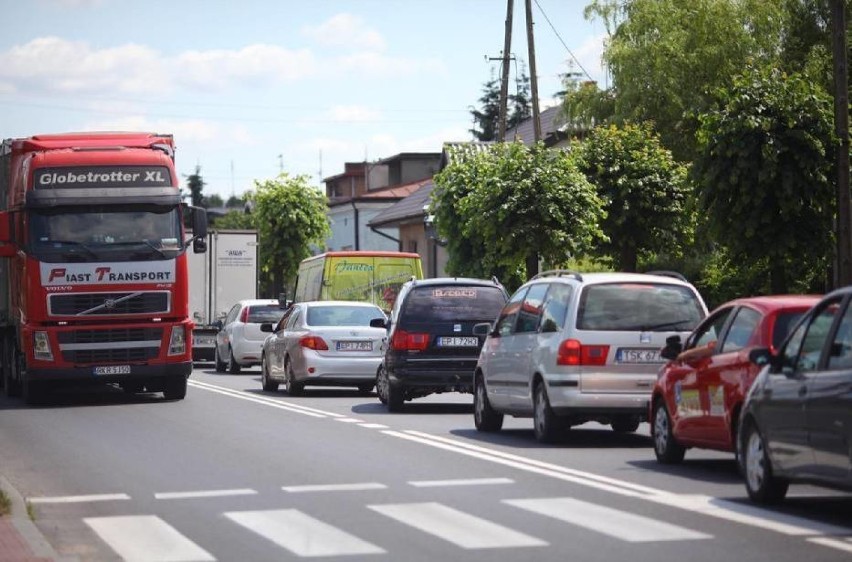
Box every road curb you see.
[0,474,71,562]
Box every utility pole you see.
[497,0,514,142]
[831,0,851,287]
[525,0,542,142]
[278,154,283,174]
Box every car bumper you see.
[388,358,478,389]
[299,353,382,383]
[547,381,651,417]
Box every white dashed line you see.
[155,489,258,500]
[29,493,131,504]
[335,418,364,423]
[409,477,515,488]
[359,423,389,429]
[282,483,388,493]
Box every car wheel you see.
[386,380,404,412]
[214,345,226,373]
[376,365,389,405]
[742,421,788,504]
[261,355,279,392]
[162,376,187,400]
[227,346,241,374]
[611,415,640,433]
[284,358,304,396]
[652,400,685,464]
[474,373,503,432]
[533,380,564,443]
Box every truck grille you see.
[58,327,163,363]
[48,292,170,316]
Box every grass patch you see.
[0,488,11,517]
[26,501,36,521]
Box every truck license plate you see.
[93,365,131,375]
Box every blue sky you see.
[1,0,608,199]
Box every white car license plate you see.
[617,348,662,363]
[93,365,131,375]
[337,341,372,351]
[438,336,478,347]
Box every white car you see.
[259,301,387,395]
[215,299,285,373]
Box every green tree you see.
[559,75,616,138]
[252,174,330,298]
[204,193,224,208]
[432,142,605,287]
[597,0,785,160]
[211,209,256,230]
[184,165,205,207]
[693,65,835,294]
[575,122,692,272]
[225,194,245,209]
[469,65,533,141]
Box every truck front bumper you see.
[26,361,193,383]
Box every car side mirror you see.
[473,322,491,337]
[370,318,387,329]
[260,323,273,333]
[660,334,683,360]
[212,320,223,331]
[748,347,772,367]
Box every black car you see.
[372,277,508,412]
[739,286,852,504]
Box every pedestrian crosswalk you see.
[81,496,713,561]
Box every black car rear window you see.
[402,285,506,322]
[247,304,285,324]
[577,283,704,331]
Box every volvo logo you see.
[104,299,117,309]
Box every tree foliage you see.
[211,209,256,230]
[183,165,205,207]
[469,65,533,141]
[693,64,835,294]
[251,174,330,298]
[575,122,692,271]
[432,143,605,289]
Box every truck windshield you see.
[28,205,183,263]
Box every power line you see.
[533,0,594,82]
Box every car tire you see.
[214,346,226,373]
[261,355,279,392]
[611,415,640,433]
[474,373,503,432]
[376,365,389,405]
[652,400,686,464]
[386,381,404,412]
[742,421,788,504]
[227,346,241,374]
[162,376,187,400]
[284,358,304,396]
[533,380,564,443]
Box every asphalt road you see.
[1,364,851,561]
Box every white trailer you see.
[188,229,258,362]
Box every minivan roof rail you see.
[645,270,687,282]
[531,270,584,281]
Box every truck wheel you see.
[23,380,47,406]
[4,343,22,398]
[163,376,188,400]
[214,346,226,373]
[227,347,241,374]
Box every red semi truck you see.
[0,132,208,404]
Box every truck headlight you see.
[168,326,186,356]
[34,331,53,361]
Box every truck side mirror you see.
[191,206,208,253]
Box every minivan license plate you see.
[617,349,661,363]
[93,365,131,375]
[438,337,478,347]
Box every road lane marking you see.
[188,381,332,418]
[368,502,547,549]
[154,489,257,500]
[808,537,852,553]
[409,477,515,488]
[282,483,387,493]
[505,497,712,542]
[225,509,385,556]
[358,423,389,429]
[29,493,131,504]
[84,515,215,562]
[335,417,364,423]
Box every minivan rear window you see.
[248,305,286,324]
[403,286,506,322]
[577,283,704,331]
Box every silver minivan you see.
[473,271,708,443]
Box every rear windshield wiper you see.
[639,319,694,331]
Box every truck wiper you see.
[110,240,167,258]
[49,240,98,259]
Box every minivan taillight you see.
[391,329,430,351]
[299,335,329,351]
[557,339,610,366]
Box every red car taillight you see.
[299,335,329,351]
[239,307,249,323]
[391,329,430,351]
[557,339,610,366]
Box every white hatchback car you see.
[214,299,285,373]
[473,271,708,443]
[259,301,388,395]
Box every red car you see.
[650,295,820,464]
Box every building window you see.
[408,240,418,253]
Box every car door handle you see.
[798,385,808,397]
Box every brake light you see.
[299,335,329,350]
[557,339,610,366]
[240,307,249,323]
[391,329,430,351]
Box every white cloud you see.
[301,13,386,51]
[172,45,318,90]
[82,115,254,146]
[325,105,381,123]
[574,32,608,86]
